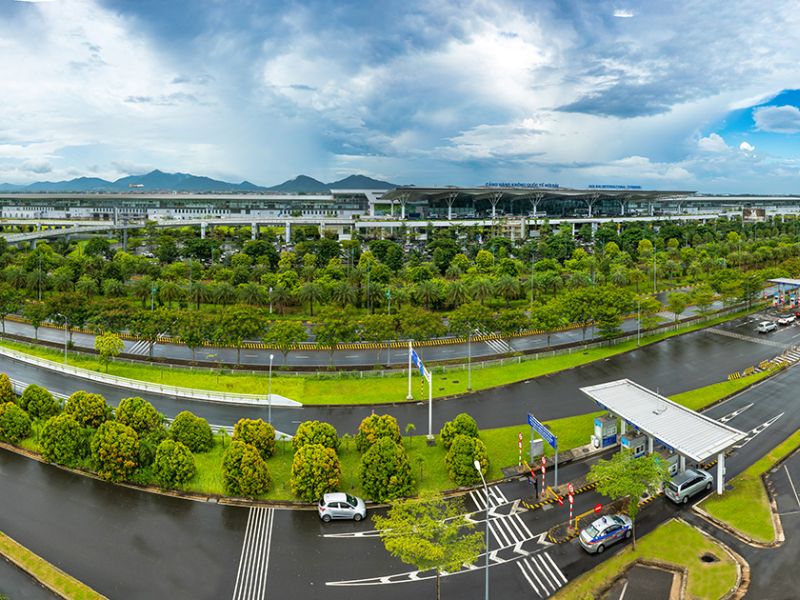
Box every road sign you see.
[594,503,602,514]
[568,483,574,495]
[518,432,523,441]
[528,413,557,449]
[568,494,574,504]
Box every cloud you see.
[613,9,635,18]
[739,141,756,152]
[753,104,800,133]
[21,159,52,174]
[697,133,729,153]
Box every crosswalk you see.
[707,327,790,349]
[232,507,274,600]
[476,329,513,354]
[469,487,567,597]
[127,339,151,356]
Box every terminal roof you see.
[768,278,800,287]
[580,379,746,462]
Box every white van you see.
[757,321,777,333]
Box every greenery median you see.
[0,306,756,405]
[700,429,800,544]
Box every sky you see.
[1,0,799,193]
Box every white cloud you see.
[753,104,800,133]
[739,141,756,152]
[613,9,635,18]
[697,133,729,153]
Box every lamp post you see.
[474,459,489,600]
[467,332,472,392]
[269,287,273,315]
[56,313,67,364]
[268,353,274,424]
[637,297,641,346]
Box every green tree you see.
[222,440,272,497]
[360,437,415,502]
[0,373,14,404]
[217,306,263,365]
[495,308,529,346]
[262,320,307,365]
[0,284,22,335]
[740,274,762,308]
[233,418,276,460]
[448,303,491,337]
[373,495,483,600]
[356,413,402,452]
[153,439,197,488]
[445,434,489,486]
[91,420,139,482]
[298,281,326,316]
[0,402,31,443]
[40,413,89,467]
[439,413,479,450]
[397,307,446,341]
[46,292,90,343]
[292,420,339,452]
[691,284,715,319]
[19,384,60,420]
[637,295,664,330]
[667,291,690,323]
[587,451,670,549]
[314,309,358,365]
[290,443,342,502]
[23,301,50,340]
[94,331,124,372]
[64,391,110,429]
[116,396,163,434]
[178,311,211,361]
[530,303,566,347]
[170,411,213,453]
[359,314,396,363]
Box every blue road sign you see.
[528,413,557,450]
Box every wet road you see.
[0,557,58,600]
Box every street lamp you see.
[467,331,472,392]
[269,287,273,315]
[268,353,274,424]
[637,297,641,346]
[55,313,67,364]
[474,459,489,600]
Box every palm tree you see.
[609,266,629,287]
[76,275,98,297]
[129,277,153,308]
[187,281,209,310]
[211,282,237,306]
[330,280,358,308]
[445,280,468,308]
[298,282,326,316]
[269,284,291,315]
[159,280,184,308]
[494,274,522,307]
[469,277,494,305]
[238,282,267,306]
[413,280,442,310]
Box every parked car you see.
[757,321,777,333]
[777,315,796,325]
[665,468,714,504]
[578,514,632,554]
[318,493,367,522]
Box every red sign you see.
[568,483,574,495]
[518,432,523,441]
[594,503,602,514]
[568,494,574,505]
[541,455,546,466]
[541,464,545,475]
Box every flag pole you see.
[407,340,413,400]
[427,368,433,441]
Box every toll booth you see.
[655,449,680,476]
[620,432,647,457]
[591,414,618,449]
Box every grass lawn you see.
[701,430,800,544]
[668,369,773,411]
[0,307,755,405]
[551,519,738,600]
[0,531,105,600]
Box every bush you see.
[138,428,169,467]
[291,443,342,502]
[0,402,31,443]
[170,411,213,453]
[64,391,111,428]
[440,413,479,450]
[40,413,89,467]
[232,418,276,460]
[360,437,415,502]
[222,440,272,497]
[445,434,489,486]
[0,373,15,404]
[355,413,401,452]
[153,439,196,488]
[91,420,139,482]
[116,397,163,434]
[292,420,339,452]
[18,384,60,420]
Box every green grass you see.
[0,531,106,600]
[701,430,800,543]
[669,370,773,411]
[0,307,756,405]
[551,519,738,600]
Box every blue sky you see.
[1,0,799,192]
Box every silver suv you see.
[665,468,713,504]
[318,493,367,522]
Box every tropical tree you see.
[298,282,326,316]
[0,284,22,335]
[95,331,124,372]
[667,291,690,324]
[262,320,307,365]
[494,274,523,307]
[530,303,566,347]
[23,301,50,341]
[216,306,263,365]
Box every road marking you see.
[732,413,785,450]
[785,465,800,509]
[718,403,753,424]
[618,579,629,600]
[707,327,790,349]
[232,507,274,600]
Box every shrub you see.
[440,413,479,450]
[0,402,31,443]
[41,413,89,467]
[355,413,401,452]
[445,434,489,486]
[116,397,163,434]
[292,420,339,452]
[360,437,415,502]
[291,443,341,502]
[222,440,272,497]
[91,420,139,482]
[138,428,169,467]
[64,391,111,428]
[0,373,15,404]
[170,411,213,453]
[18,384,60,420]
[153,439,196,488]
[232,418,276,460]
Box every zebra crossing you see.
[127,339,151,356]
[232,507,274,600]
[476,328,513,354]
[707,327,790,349]
[469,487,567,597]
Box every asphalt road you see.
[0,557,58,600]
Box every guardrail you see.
[0,345,301,408]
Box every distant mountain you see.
[0,170,398,193]
[267,175,329,193]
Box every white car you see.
[318,493,366,522]
[777,315,796,325]
[757,321,777,333]
[579,514,633,554]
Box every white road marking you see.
[717,403,754,424]
[618,579,629,600]
[732,413,785,449]
[232,507,274,600]
[785,465,800,509]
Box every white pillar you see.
[679,455,686,472]
[251,223,258,240]
[647,435,654,455]
[620,419,627,435]
[717,452,725,495]
[285,222,291,243]
[200,222,207,239]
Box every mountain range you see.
[0,170,397,193]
